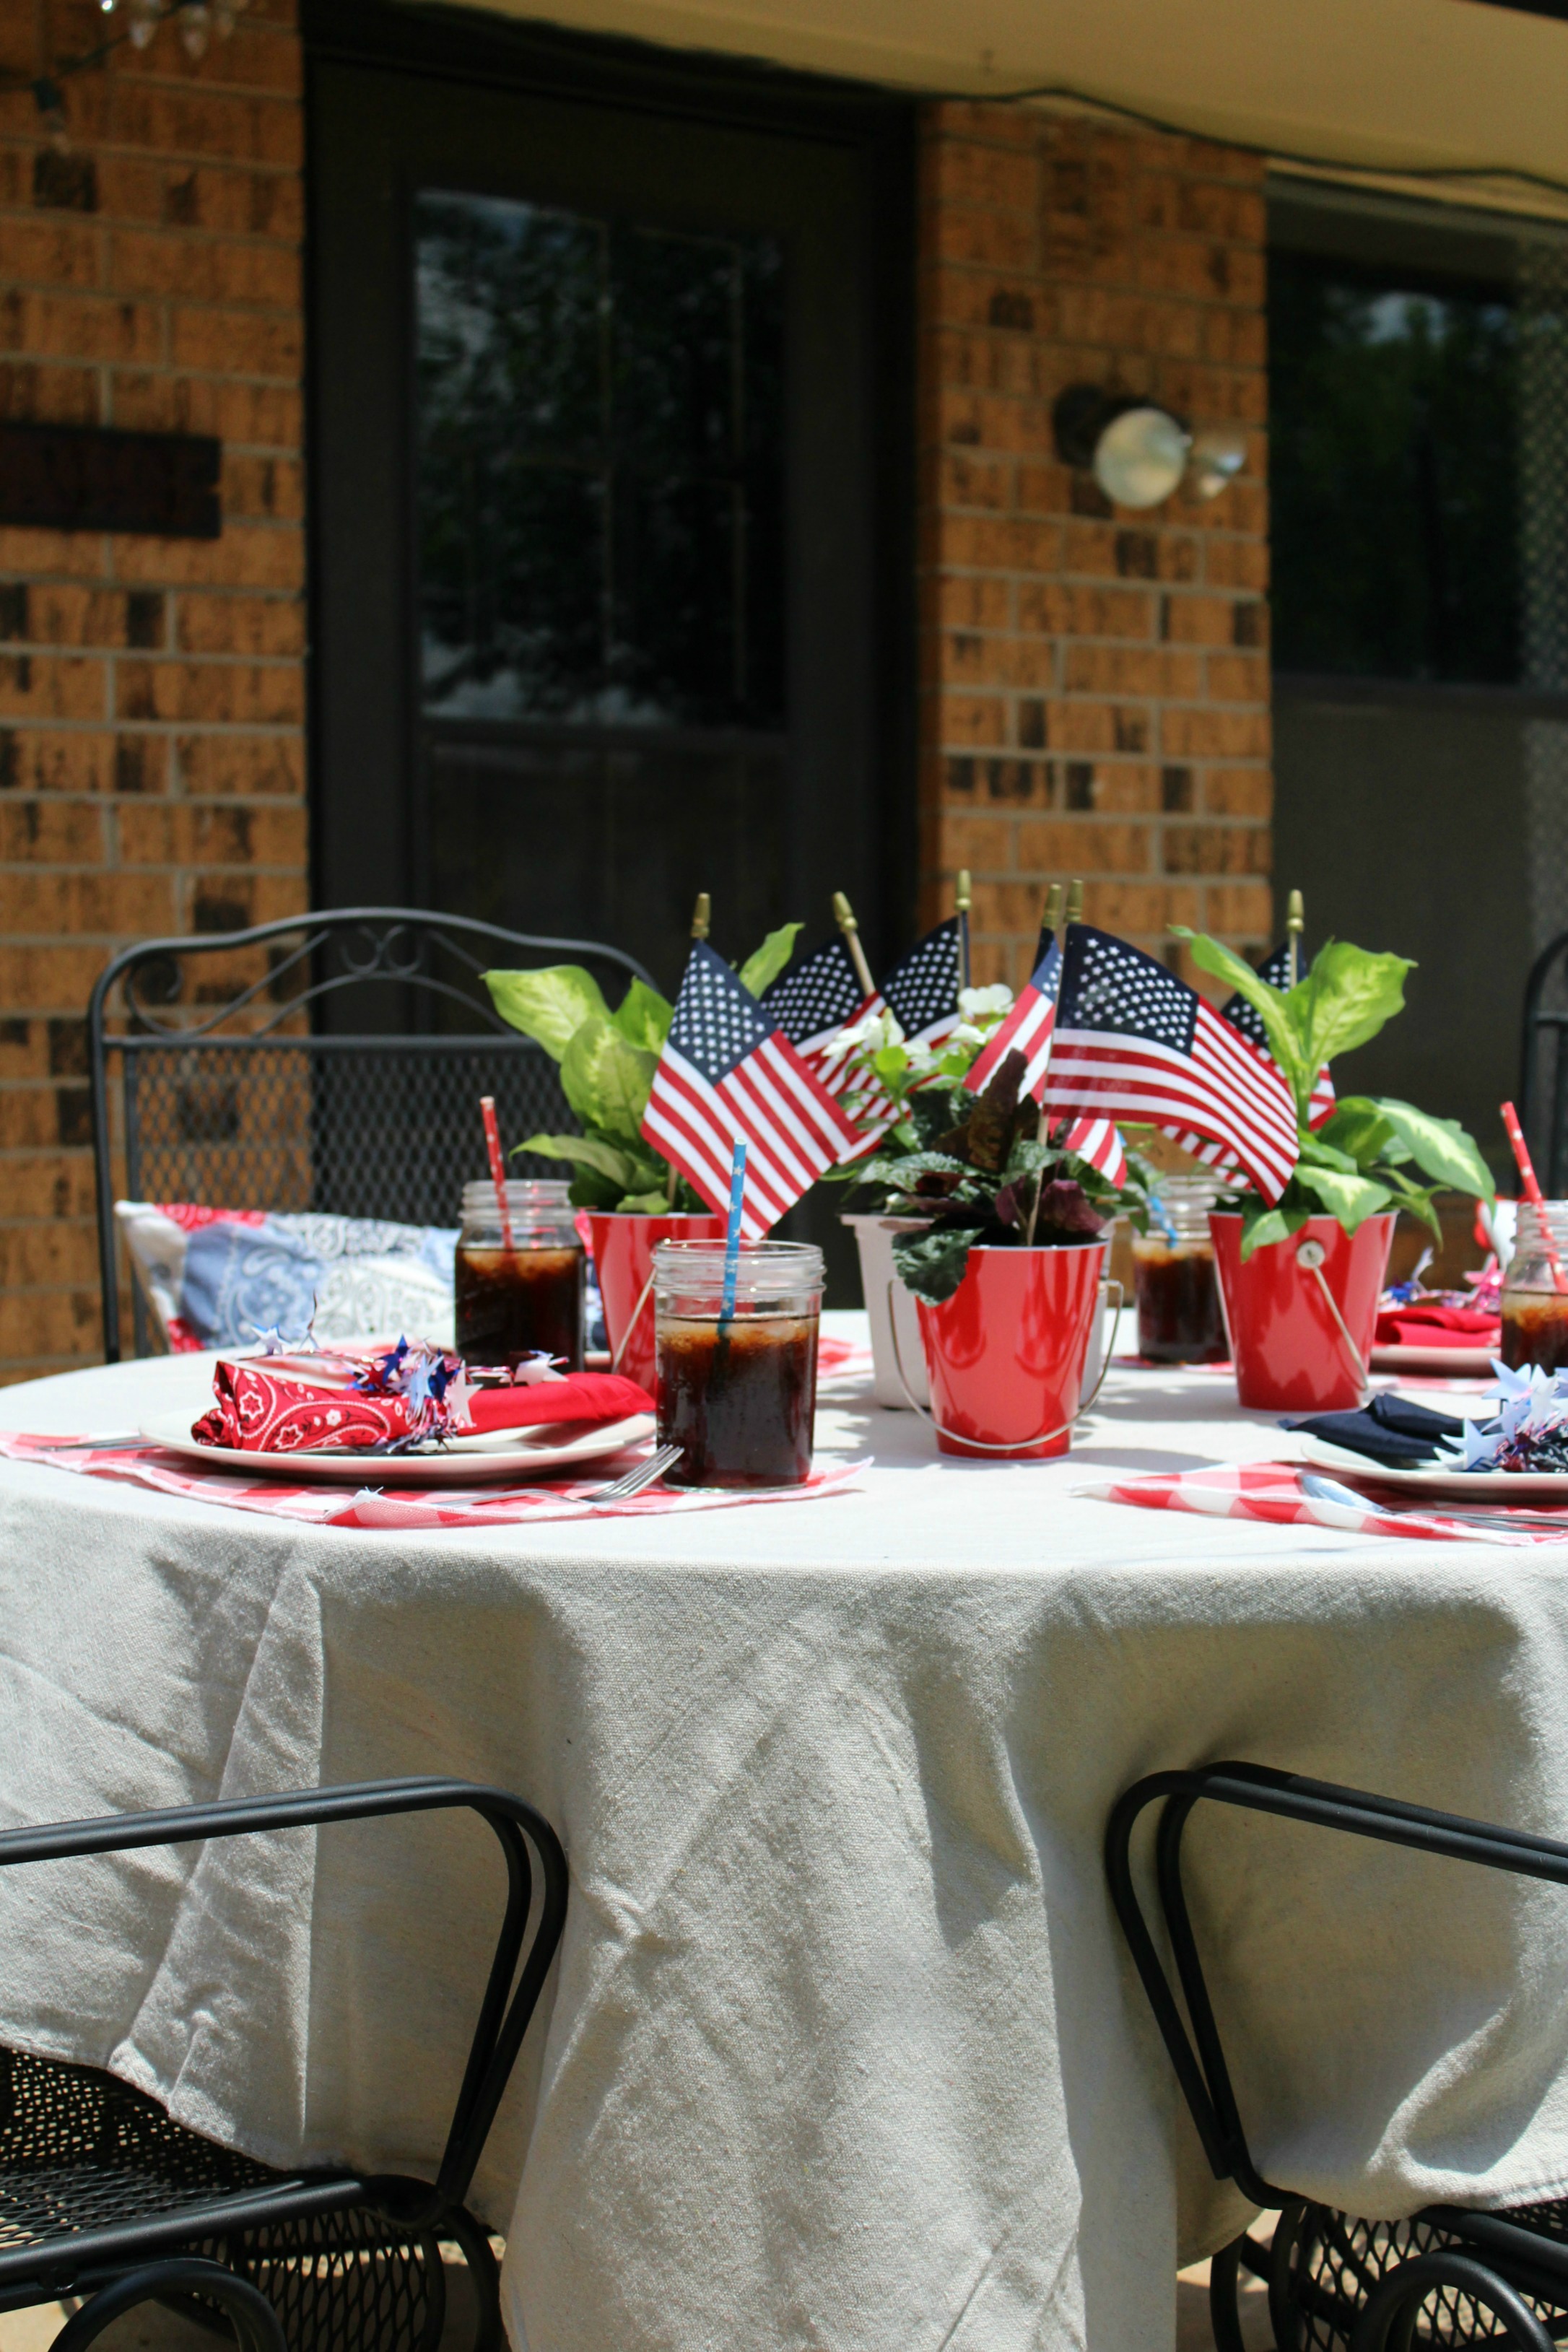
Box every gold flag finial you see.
[1064,878,1084,927]
[955,868,972,914]
[690,892,711,941]
[1286,888,1304,985]
[1043,882,1063,934]
[832,890,876,998]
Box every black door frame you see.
[301,0,917,964]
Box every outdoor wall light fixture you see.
[1052,385,1247,510]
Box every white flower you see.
[822,1004,905,1068]
[958,983,1013,1020]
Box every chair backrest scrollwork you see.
[88,907,655,1361]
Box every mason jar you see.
[1500,1199,1568,1372]
[653,1240,823,1488]
[454,1180,584,1369]
[1132,1174,1227,1363]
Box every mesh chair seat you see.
[0,2045,284,2250]
[1106,1763,1568,2352]
[0,2047,444,2352]
[1255,2195,1568,2348]
[0,1780,566,2352]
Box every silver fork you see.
[586,1443,683,1503]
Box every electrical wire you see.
[936,78,1568,210]
[6,17,1568,216]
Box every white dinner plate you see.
[136,1408,656,1484]
[1299,1437,1568,1504]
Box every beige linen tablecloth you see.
[1,1323,1567,2352]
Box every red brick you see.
[1202,768,1272,819]
[175,731,305,795]
[113,657,304,725]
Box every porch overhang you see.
[419,0,1568,222]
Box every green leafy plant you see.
[1172,928,1494,1258]
[833,1042,1149,1306]
[483,923,802,1211]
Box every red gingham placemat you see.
[0,1433,867,1532]
[1077,1460,1568,1547]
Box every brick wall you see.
[918,103,1271,988]
[0,0,306,1380]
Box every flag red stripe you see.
[1052,1028,1297,1160]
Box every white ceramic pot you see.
[842,1213,930,1408]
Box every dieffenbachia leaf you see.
[1371,1099,1495,1202]
[736,921,803,1001]
[1172,928,1311,1113]
[517,1131,662,1193]
[1291,1165,1394,1230]
[611,978,674,1054]
[1238,1195,1311,1260]
[559,1015,658,1144]
[1315,1095,1397,1171]
[484,966,610,1061]
[1284,941,1413,1073]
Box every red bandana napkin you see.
[193,1354,653,1454]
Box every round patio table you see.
[1,1320,1567,2352]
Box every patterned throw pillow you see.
[115,1202,458,1352]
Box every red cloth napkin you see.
[1374,1302,1500,1350]
[195,1359,654,1453]
[461,1374,652,1431]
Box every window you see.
[415,192,785,730]
[1268,250,1519,682]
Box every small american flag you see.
[1058,1112,1127,1188]
[964,934,1126,1183]
[760,938,871,1092]
[640,942,862,1237]
[1163,938,1330,1175]
[1042,925,1298,1203]
[879,918,963,1048]
[1221,940,1336,1128]
[966,936,1062,1102]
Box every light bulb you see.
[1187,427,1248,500]
[1092,406,1190,510]
[179,0,209,53]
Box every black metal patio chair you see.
[0,1775,567,2352]
[1107,1761,1568,2351]
[87,908,655,1361]
[1520,930,1568,1195]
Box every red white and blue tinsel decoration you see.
[1446,1362,1568,1474]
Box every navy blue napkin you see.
[1289,1393,1467,1468]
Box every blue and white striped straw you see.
[721,1139,747,1325]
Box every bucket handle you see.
[610,1268,658,1373]
[887,1277,1123,1455]
[1294,1236,1369,1400]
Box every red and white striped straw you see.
[1500,1099,1566,1293]
[479,1095,514,1253]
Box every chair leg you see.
[440,2208,503,2352]
[51,2259,287,2352]
[1345,2248,1556,2352]
[1208,2236,1252,2352]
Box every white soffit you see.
[430,0,1568,223]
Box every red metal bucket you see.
[1209,1211,1395,1411]
[915,1242,1108,1459]
[585,1211,726,1390]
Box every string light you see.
[5,0,251,113]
